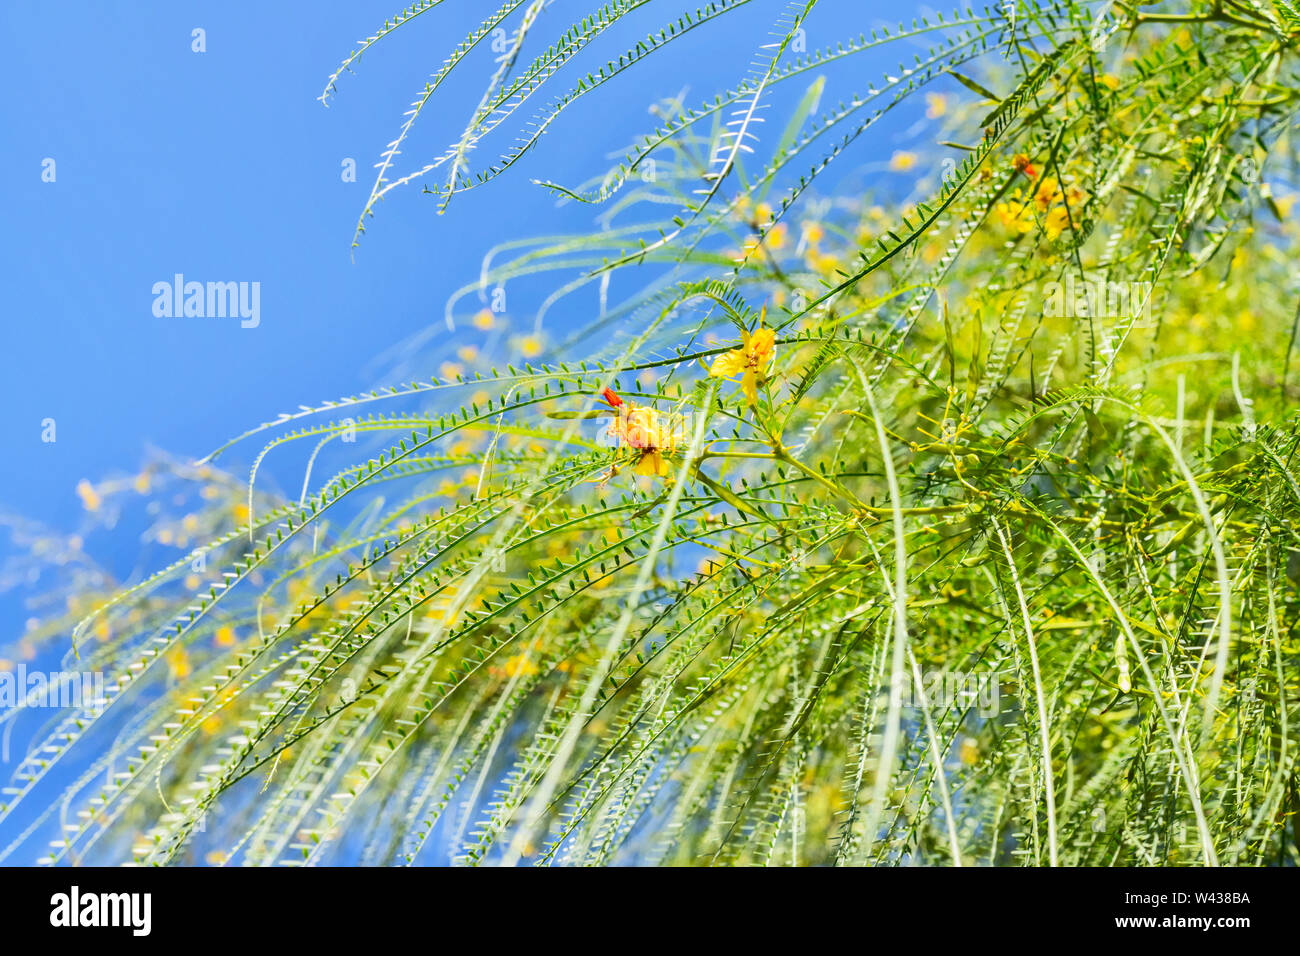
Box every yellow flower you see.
[1100,73,1119,91]
[472,308,495,330]
[1012,153,1037,179]
[807,250,840,274]
[75,479,101,512]
[597,389,682,481]
[439,361,464,380]
[1033,176,1061,212]
[764,222,788,250]
[457,345,479,362]
[166,647,191,681]
[925,93,948,119]
[632,449,672,478]
[516,334,544,358]
[889,150,918,171]
[994,200,1034,234]
[1044,205,1072,239]
[492,639,549,678]
[708,317,776,405]
[801,221,824,245]
[610,404,679,454]
[497,653,539,678]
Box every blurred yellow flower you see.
[472,308,495,330]
[764,222,788,250]
[1012,153,1037,179]
[1044,205,1072,239]
[994,200,1034,234]
[925,93,947,118]
[889,150,918,171]
[166,647,191,680]
[497,653,539,678]
[75,479,101,512]
[806,248,837,274]
[1033,176,1061,212]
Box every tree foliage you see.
[3,0,1300,866]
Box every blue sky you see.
[0,0,917,628]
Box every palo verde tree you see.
[3,0,1299,866]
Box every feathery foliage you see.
[4,0,1300,866]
